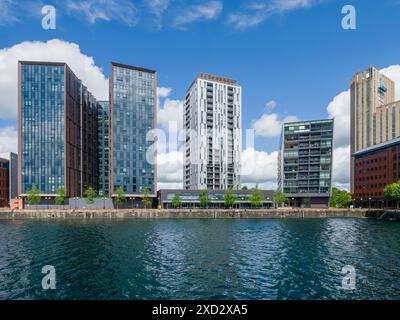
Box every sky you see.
[1,0,400,190]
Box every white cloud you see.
[0,39,108,119]
[241,147,278,189]
[0,126,17,156]
[157,87,184,134]
[381,65,400,100]
[327,90,350,148]
[332,145,350,191]
[157,151,183,187]
[173,1,223,29]
[158,87,172,98]
[228,0,320,30]
[66,0,138,26]
[253,113,299,138]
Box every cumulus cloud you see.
[241,147,278,189]
[253,113,299,138]
[157,151,183,189]
[0,39,108,119]
[332,145,350,190]
[157,87,184,135]
[228,0,321,30]
[0,126,17,156]
[66,0,138,26]
[173,1,223,29]
[327,90,350,148]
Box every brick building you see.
[353,137,400,208]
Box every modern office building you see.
[158,189,274,209]
[18,61,100,198]
[98,101,110,197]
[0,158,9,207]
[110,62,157,197]
[350,66,400,191]
[353,137,400,208]
[184,73,242,190]
[278,119,334,208]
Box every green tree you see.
[84,187,97,205]
[55,187,66,206]
[224,189,236,208]
[199,190,211,208]
[142,187,153,208]
[26,185,40,206]
[329,188,352,208]
[273,191,288,208]
[250,187,263,208]
[384,182,400,208]
[241,186,248,191]
[171,193,182,208]
[115,186,126,209]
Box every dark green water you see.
[0,219,399,300]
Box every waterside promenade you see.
[0,208,399,221]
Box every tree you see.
[199,190,211,208]
[55,187,66,206]
[329,188,352,208]
[384,182,400,208]
[26,185,40,207]
[241,186,248,191]
[224,189,236,208]
[171,193,182,208]
[273,191,288,208]
[115,186,126,209]
[84,187,97,205]
[250,187,263,208]
[142,187,153,208]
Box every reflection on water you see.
[0,219,399,300]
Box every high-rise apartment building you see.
[110,63,157,197]
[184,73,242,190]
[350,67,400,191]
[278,119,334,208]
[98,101,110,197]
[18,61,99,197]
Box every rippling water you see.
[0,219,399,300]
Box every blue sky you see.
[1,0,400,189]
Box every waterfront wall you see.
[0,208,399,221]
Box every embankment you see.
[0,208,399,221]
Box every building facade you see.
[184,73,242,190]
[158,189,273,209]
[278,119,334,208]
[0,158,9,207]
[18,61,100,198]
[110,62,157,197]
[350,67,400,191]
[98,101,110,197]
[353,137,400,208]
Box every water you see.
[0,218,399,300]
